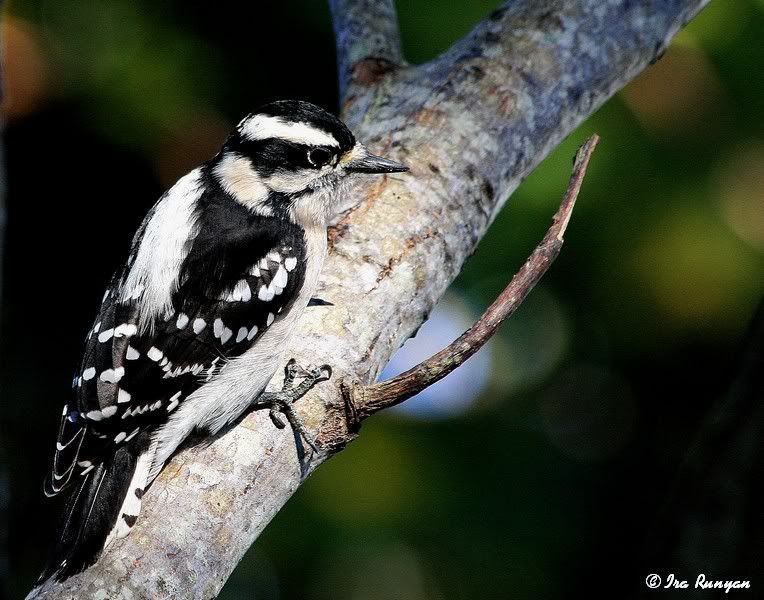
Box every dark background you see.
[1,1,763,598]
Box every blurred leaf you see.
[630,202,763,336]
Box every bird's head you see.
[212,100,407,226]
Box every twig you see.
[345,135,599,422]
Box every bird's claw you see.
[257,359,332,454]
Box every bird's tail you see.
[38,442,153,583]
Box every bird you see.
[37,99,408,582]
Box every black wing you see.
[45,236,307,496]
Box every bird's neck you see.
[289,177,348,230]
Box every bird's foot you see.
[255,359,332,453]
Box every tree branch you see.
[328,0,405,98]
[344,134,599,422]
[30,1,710,598]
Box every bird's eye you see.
[307,147,333,168]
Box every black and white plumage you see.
[39,100,407,582]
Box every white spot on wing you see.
[236,327,248,343]
[126,346,140,360]
[267,313,275,326]
[117,389,131,403]
[193,318,206,334]
[213,318,224,338]
[237,280,252,302]
[102,406,118,418]
[221,327,233,344]
[147,347,163,362]
[176,313,189,329]
[100,369,121,383]
[114,323,138,338]
[227,280,251,303]
[285,256,297,271]
[267,280,278,297]
[98,328,114,343]
[83,367,96,381]
[273,266,288,288]
[166,391,182,412]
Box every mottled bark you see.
[29,1,710,598]
[328,0,404,98]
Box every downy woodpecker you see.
[39,100,407,581]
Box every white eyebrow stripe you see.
[240,115,339,148]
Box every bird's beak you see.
[342,144,408,174]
